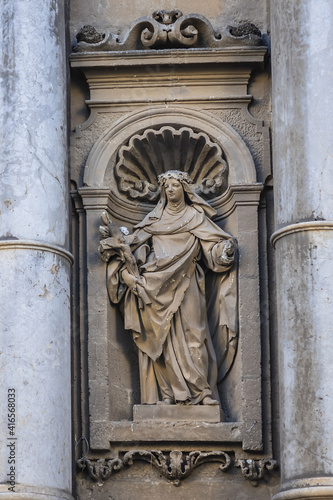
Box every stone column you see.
[271,1,333,499]
[0,1,73,499]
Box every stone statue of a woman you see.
[99,170,237,409]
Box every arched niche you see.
[83,106,257,188]
[78,106,264,453]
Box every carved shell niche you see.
[115,126,229,202]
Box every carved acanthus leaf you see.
[73,12,262,52]
[228,22,262,38]
[78,452,277,486]
[124,449,231,485]
[235,459,278,485]
[77,457,123,481]
[78,450,231,486]
[115,126,229,203]
[76,25,104,44]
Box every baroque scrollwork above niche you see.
[73,11,262,52]
[114,126,229,203]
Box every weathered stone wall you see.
[70,0,270,42]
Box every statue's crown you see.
[158,170,193,185]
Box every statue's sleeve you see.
[206,266,238,383]
[202,239,235,273]
[192,216,236,273]
[200,231,238,334]
[133,243,150,268]
[192,215,238,382]
[106,258,127,304]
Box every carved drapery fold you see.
[114,126,229,203]
[73,11,262,52]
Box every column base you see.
[0,485,73,500]
[274,478,333,499]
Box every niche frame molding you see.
[71,41,269,456]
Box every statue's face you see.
[165,178,185,204]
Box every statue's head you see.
[134,170,216,229]
[158,171,193,205]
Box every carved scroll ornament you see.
[124,450,231,486]
[73,11,262,52]
[78,452,277,486]
[235,459,278,486]
[78,450,231,487]
[115,126,229,203]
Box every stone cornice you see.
[271,221,333,249]
[70,47,267,68]
[0,239,74,265]
[70,47,267,106]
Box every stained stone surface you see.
[271,0,333,226]
[0,249,72,496]
[0,1,69,247]
[0,0,72,498]
[76,470,280,500]
[271,1,333,499]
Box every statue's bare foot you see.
[201,396,219,406]
[156,398,173,405]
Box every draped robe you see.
[106,204,237,404]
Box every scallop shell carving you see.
[115,126,229,202]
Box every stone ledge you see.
[271,221,333,248]
[90,419,263,451]
[0,239,74,265]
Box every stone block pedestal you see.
[133,405,224,423]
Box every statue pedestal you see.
[133,404,224,423]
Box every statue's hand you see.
[220,239,236,265]
[121,269,140,294]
